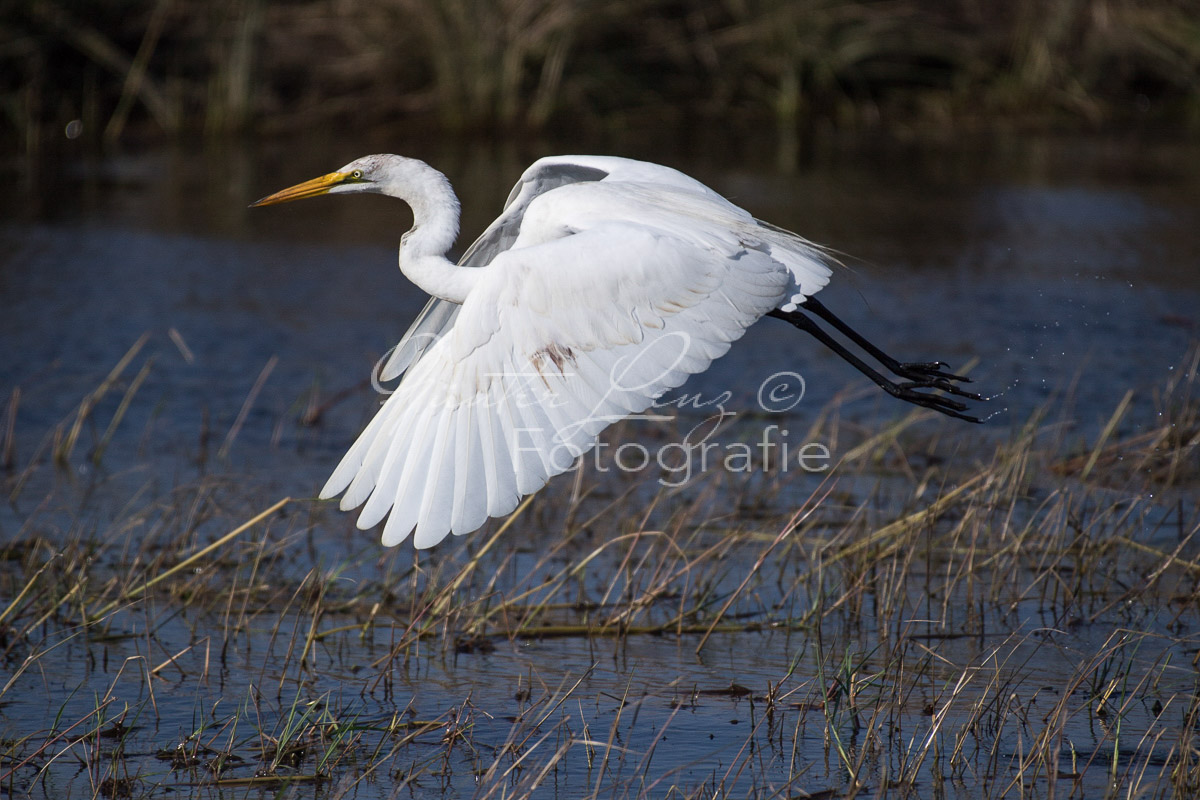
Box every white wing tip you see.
[355,508,384,530]
[413,524,452,549]
[381,512,415,547]
[321,467,356,501]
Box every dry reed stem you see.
[1,344,1197,797]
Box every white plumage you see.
[253,154,981,549]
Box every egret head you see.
[250,154,436,207]
[251,153,462,265]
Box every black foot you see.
[768,302,986,423]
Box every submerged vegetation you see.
[4,0,1200,152]
[0,335,1197,797]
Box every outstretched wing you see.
[378,161,617,381]
[322,191,814,548]
[378,156,747,381]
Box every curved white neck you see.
[393,164,478,304]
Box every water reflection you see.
[1,132,1197,798]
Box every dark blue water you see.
[1,134,1198,798]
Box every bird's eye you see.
[351,170,363,180]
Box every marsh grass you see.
[5,0,1200,153]
[1,344,1198,798]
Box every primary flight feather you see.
[253,154,983,549]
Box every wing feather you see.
[414,404,459,547]
[321,401,390,499]
[328,174,833,548]
[480,384,518,516]
[378,404,442,546]
[379,162,616,381]
[449,399,484,535]
[352,239,772,544]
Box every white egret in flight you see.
[253,155,982,549]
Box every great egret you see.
[253,154,982,549]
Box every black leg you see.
[801,297,974,388]
[768,302,985,423]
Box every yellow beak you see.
[250,171,355,207]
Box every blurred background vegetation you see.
[3,0,1199,153]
